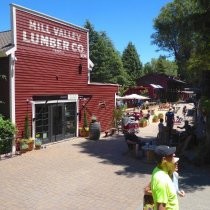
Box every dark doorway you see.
[35,102,77,144]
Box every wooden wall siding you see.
[79,86,118,131]
[137,74,168,89]
[0,57,10,119]
[14,7,118,138]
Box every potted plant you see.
[158,113,164,119]
[18,138,34,152]
[35,138,42,149]
[18,114,34,153]
[139,118,147,127]
[111,107,124,129]
[19,140,29,153]
[79,108,89,137]
[152,115,159,123]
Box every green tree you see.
[185,0,210,83]
[143,62,153,75]
[151,0,197,80]
[122,42,143,85]
[84,21,129,86]
[143,57,178,76]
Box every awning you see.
[150,84,163,88]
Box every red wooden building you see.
[135,73,186,101]
[0,4,119,147]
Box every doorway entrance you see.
[35,102,77,144]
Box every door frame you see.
[31,96,79,142]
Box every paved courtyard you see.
[0,102,210,210]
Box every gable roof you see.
[0,30,15,57]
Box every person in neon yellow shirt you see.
[151,145,179,210]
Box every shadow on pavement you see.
[179,162,210,193]
[73,134,155,178]
[73,133,210,192]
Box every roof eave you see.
[0,46,16,57]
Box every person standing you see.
[170,157,185,197]
[151,145,179,210]
[157,118,165,145]
[182,106,187,118]
[165,108,175,144]
[124,128,143,158]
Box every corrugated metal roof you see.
[150,84,163,88]
[0,30,13,55]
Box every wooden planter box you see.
[158,113,164,119]
[27,141,34,151]
[79,128,89,137]
[152,118,158,123]
[139,121,147,127]
[35,145,41,150]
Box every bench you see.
[104,128,117,137]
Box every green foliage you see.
[143,57,178,76]
[122,42,143,85]
[112,107,124,128]
[139,118,147,123]
[84,21,129,87]
[151,0,197,78]
[152,0,210,83]
[200,97,210,115]
[35,138,42,146]
[0,115,17,139]
[153,115,158,120]
[20,143,29,150]
[0,138,13,154]
[24,113,30,139]
[158,113,164,119]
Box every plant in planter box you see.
[152,115,158,123]
[35,138,42,149]
[19,114,34,151]
[19,138,34,152]
[19,139,29,153]
[158,113,164,119]
[80,108,89,137]
[139,118,147,127]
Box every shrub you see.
[0,115,17,139]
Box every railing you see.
[0,137,13,158]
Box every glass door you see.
[35,102,77,144]
[64,102,76,138]
[51,104,64,141]
[35,104,50,144]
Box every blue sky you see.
[0,0,172,64]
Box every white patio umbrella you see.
[120,94,150,100]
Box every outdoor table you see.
[142,144,157,163]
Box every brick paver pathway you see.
[1,102,210,210]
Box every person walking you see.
[165,108,175,144]
[151,145,179,210]
[157,118,165,145]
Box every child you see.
[170,157,185,197]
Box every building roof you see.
[0,30,14,57]
[150,84,163,88]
